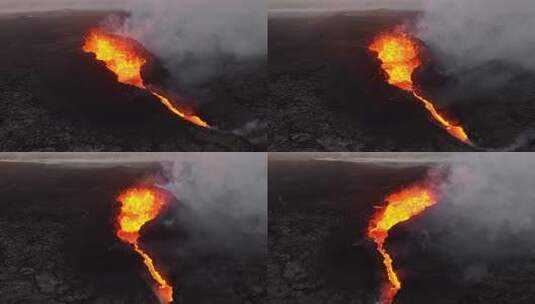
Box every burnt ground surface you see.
[268,10,535,152]
[268,158,535,304]
[0,11,266,152]
[0,162,266,304]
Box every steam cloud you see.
[417,0,535,87]
[423,154,535,281]
[120,0,266,87]
[161,153,267,256]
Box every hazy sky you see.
[0,0,130,12]
[0,152,228,163]
[0,0,421,12]
[270,0,421,9]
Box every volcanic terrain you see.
[268,155,535,303]
[0,10,266,151]
[268,10,535,151]
[0,161,266,304]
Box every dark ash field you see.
[0,11,266,152]
[268,10,535,152]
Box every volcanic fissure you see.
[369,30,470,145]
[83,29,209,128]
[367,184,438,304]
[116,186,174,304]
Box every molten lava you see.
[369,31,469,144]
[367,185,438,304]
[83,30,209,128]
[117,187,173,304]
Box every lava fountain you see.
[367,185,438,304]
[369,31,470,144]
[83,30,209,128]
[116,186,173,304]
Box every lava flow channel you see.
[369,31,470,144]
[367,185,438,304]
[83,30,209,128]
[116,187,173,304]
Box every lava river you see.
[83,30,209,128]
[116,186,174,304]
[369,31,470,144]
[367,184,438,304]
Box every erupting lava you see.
[83,30,209,128]
[117,187,173,304]
[369,31,470,144]
[367,185,438,304]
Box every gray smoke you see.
[160,153,267,256]
[417,0,535,87]
[119,0,267,87]
[422,154,535,281]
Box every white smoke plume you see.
[120,0,267,86]
[419,153,535,281]
[417,0,535,77]
[161,153,267,256]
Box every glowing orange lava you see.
[117,187,173,304]
[369,31,469,144]
[367,185,438,304]
[83,30,208,128]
